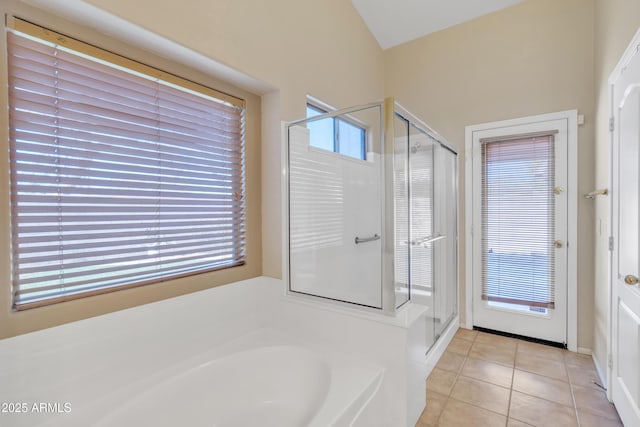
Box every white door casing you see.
[465,111,578,350]
[609,26,640,427]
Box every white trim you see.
[464,110,578,351]
[567,111,579,353]
[593,353,608,392]
[608,27,640,86]
[305,94,371,131]
[305,94,338,113]
[577,347,593,355]
[21,0,273,95]
[464,129,474,329]
[607,76,616,402]
[425,315,460,374]
[281,120,289,295]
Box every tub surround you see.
[0,277,444,426]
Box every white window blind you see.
[409,134,435,293]
[393,115,410,295]
[480,134,556,309]
[7,19,246,309]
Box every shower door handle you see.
[411,234,446,246]
[355,234,381,244]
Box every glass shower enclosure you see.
[286,98,457,352]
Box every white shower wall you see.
[288,126,382,308]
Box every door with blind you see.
[470,118,569,344]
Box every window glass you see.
[337,119,366,160]
[306,105,335,152]
[7,19,246,309]
[306,103,366,160]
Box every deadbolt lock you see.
[554,240,563,248]
[554,186,564,195]
[624,275,639,285]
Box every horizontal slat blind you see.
[393,115,410,293]
[480,135,556,309]
[8,22,246,309]
[410,135,435,293]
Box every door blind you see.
[480,134,556,309]
[7,20,246,309]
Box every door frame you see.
[464,110,578,352]
[607,25,640,402]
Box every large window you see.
[306,103,366,160]
[7,18,246,309]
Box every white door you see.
[469,115,573,344]
[610,31,640,426]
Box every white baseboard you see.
[591,353,608,392]
[577,347,592,355]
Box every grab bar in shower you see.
[355,234,381,244]
[411,234,446,246]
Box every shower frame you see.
[283,97,458,318]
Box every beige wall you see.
[593,0,640,378]
[0,0,383,338]
[384,0,596,349]
[82,0,385,278]
[86,0,384,120]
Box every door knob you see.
[554,240,563,248]
[624,275,639,285]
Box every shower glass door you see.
[288,104,384,308]
[393,114,410,308]
[434,147,458,338]
[408,125,437,348]
[396,113,458,351]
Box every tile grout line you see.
[454,371,513,391]
[479,334,573,426]
[565,354,582,427]
[445,338,471,417]
[509,384,580,410]
[505,340,518,426]
[445,395,512,421]
[566,359,624,424]
[510,359,579,409]
[434,331,476,426]
[446,332,516,424]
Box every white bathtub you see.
[96,346,330,427]
[31,328,383,427]
[0,277,429,426]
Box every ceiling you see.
[351,0,525,50]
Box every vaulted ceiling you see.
[351,0,525,49]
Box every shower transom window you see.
[306,102,367,160]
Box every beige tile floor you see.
[417,328,624,427]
